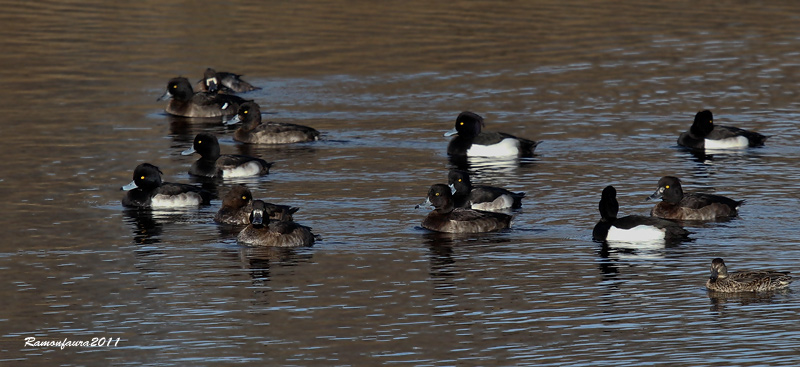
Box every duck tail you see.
[519,138,540,157]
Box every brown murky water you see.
[2,0,800,365]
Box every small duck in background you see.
[445,111,540,158]
[419,184,511,233]
[215,185,299,225]
[447,169,525,212]
[678,110,767,150]
[593,185,689,243]
[195,68,260,94]
[181,133,272,178]
[647,176,743,221]
[226,101,320,144]
[706,258,792,292]
[195,68,236,94]
[158,76,248,118]
[121,163,212,208]
[237,200,316,247]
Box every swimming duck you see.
[237,200,315,247]
[447,169,525,211]
[215,185,299,225]
[121,163,212,208]
[706,258,792,292]
[420,184,511,233]
[181,133,272,178]
[195,68,260,94]
[593,185,689,243]
[445,111,539,157]
[647,176,742,221]
[678,110,767,149]
[158,76,247,118]
[226,102,320,144]
[195,68,236,94]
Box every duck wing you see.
[471,131,508,145]
[680,193,742,210]
[499,132,539,155]
[217,154,271,168]
[255,121,320,135]
[156,182,213,203]
[450,208,511,222]
[729,270,791,283]
[710,125,767,146]
[192,91,247,111]
[728,270,792,290]
[716,125,767,146]
[613,215,677,230]
[217,72,261,92]
[471,185,525,200]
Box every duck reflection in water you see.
[679,147,761,168]
[447,154,537,176]
[422,231,514,306]
[167,114,230,146]
[232,246,315,305]
[123,208,163,246]
[708,290,793,313]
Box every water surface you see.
[2,0,800,365]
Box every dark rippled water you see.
[2,0,800,365]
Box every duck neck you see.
[435,201,455,214]
[241,114,262,132]
[689,120,714,138]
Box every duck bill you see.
[205,78,219,93]
[121,181,138,191]
[447,184,457,195]
[443,128,458,137]
[646,187,664,201]
[225,115,241,126]
[181,147,196,156]
[414,197,433,209]
[157,90,171,102]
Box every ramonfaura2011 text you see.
[24,336,120,350]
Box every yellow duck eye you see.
[458,178,462,182]
[665,185,670,189]
[242,196,247,200]
[198,140,202,144]
[243,110,248,114]
[459,122,464,126]
[140,175,145,180]
[435,192,440,196]
[172,84,177,89]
